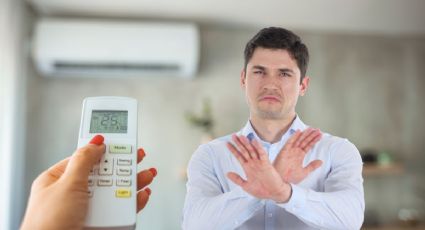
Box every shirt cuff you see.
[276,183,308,212]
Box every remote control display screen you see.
[90,110,128,133]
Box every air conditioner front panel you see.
[32,19,199,78]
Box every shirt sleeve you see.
[277,139,365,230]
[182,144,265,230]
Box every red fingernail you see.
[149,168,157,177]
[90,135,104,145]
[145,188,151,196]
[138,148,146,158]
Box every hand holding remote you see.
[21,135,156,230]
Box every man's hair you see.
[244,27,309,82]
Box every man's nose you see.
[262,74,280,90]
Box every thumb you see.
[32,157,71,190]
[227,172,246,187]
[62,135,105,183]
[304,160,323,174]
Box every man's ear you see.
[299,76,310,96]
[240,69,246,89]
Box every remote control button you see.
[99,157,113,175]
[98,178,113,186]
[116,178,132,186]
[117,167,132,176]
[116,189,131,198]
[88,178,94,186]
[101,157,112,164]
[88,189,93,198]
[109,144,132,154]
[117,159,132,166]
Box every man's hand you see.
[21,135,157,230]
[273,128,322,184]
[227,134,291,203]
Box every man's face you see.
[241,47,309,120]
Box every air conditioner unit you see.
[31,19,200,79]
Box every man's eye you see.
[254,71,264,75]
[280,72,291,77]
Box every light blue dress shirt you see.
[182,116,365,230]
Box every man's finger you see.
[137,188,151,213]
[227,172,246,187]
[137,169,156,191]
[299,129,321,151]
[294,128,314,147]
[63,135,105,183]
[302,131,322,153]
[286,130,302,149]
[239,135,259,160]
[304,160,323,174]
[232,134,252,160]
[251,138,268,162]
[227,142,247,163]
[137,148,146,164]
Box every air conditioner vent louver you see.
[54,62,180,72]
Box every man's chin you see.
[256,109,284,120]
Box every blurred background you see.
[1,0,425,229]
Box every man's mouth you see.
[259,95,281,102]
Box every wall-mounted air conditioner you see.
[31,19,200,79]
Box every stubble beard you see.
[254,103,285,120]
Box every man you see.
[182,27,364,230]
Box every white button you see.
[117,167,132,176]
[99,157,113,175]
[99,166,113,175]
[98,178,113,186]
[102,157,112,164]
[88,189,93,197]
[268,213,273,218]
[117,159,132,166]
[117,178,132,186]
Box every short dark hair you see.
[244,27,309,82]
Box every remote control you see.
[78,96,138,229]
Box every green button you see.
[109,144,132,154]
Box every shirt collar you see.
[239,115,308,144]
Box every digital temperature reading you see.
[90,110,128,133]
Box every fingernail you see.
[145,187,151,196]
[90,135,104,145]
[149,168,157,177]
[138,148,146,158]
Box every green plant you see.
[185,98,214,135]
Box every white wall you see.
[0,0,28,229]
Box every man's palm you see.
[227,135,289,202]
[273,128,323,184]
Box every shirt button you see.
[268,213,273,218]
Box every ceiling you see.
[27,0,425,35]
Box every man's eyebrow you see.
[252,65,266,70]
[278,68,295,73]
